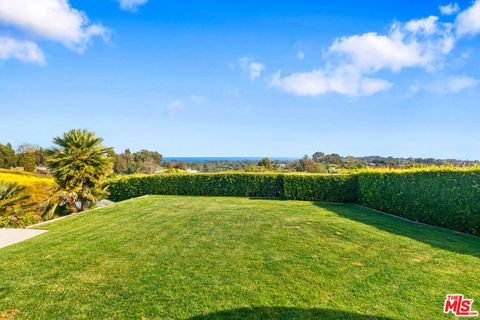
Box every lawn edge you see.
[353,203,480,239]
[26,195,151,229]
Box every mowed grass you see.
[0,196,479,319]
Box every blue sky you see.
[1,0,480,159]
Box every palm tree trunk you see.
[66,196,78,213]
[80,184,89,211]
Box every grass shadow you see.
[188,307,393,320]
[315,202,480,258]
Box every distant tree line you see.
[306,152,480,170]
[0,142,164,175]
[114,149,163,174]
[3,141,479,176]
[0,143,49,172]
[249,152,480,173]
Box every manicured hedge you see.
[356,168,480,236]
[107,173,357,203]
[284,174,358,202]
[106,168,480,236]
[107,173,285,201]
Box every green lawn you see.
[1,196,479,319]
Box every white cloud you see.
[330,32,425,73]
[440,3,460,15]
[297,51,305,60]
[410,75,479,94]
[0,36,45,64]
[0,0,109,52]
[456,0,480,36]
[165,100,185,115]
[271,13,458,97]
[248,62,265,81]
[405,16,440,35]
[239,57,265,82]
[270,67,392,97]
[119,0,148,12]
[330,19,454,73]
[167,100,184,110]
[437,75,479,93]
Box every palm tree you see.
[48,129,114,212]
[0,182,33,226]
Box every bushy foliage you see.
[297,155,328,173]
[0,170,55,205]
[107,173,285,201]
[0,170,55,227]
[0,143,17,168]
[107,173,357,203]
[114,149,163,174]
[0,143,48,172]
[356,166,480,235]
[0,182,32,227]
[284,174,358,202]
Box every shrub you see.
[356,167,480,235]
[0,171,56,227]
[0,170,55,206]
[108,173,359,203]
[283,174,358,202]
[107,173,285,201]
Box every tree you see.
[133,149,162,164]
[0,143,17,168]
[114,153,128,174]
[137,158,158,174]
[17,144,38,172]
[48,129,114,212]
[298,155,327,173]
[298,155,316,172]
[113,149,137,174]
[165,161,187,171]
[113,148,163,174]
[133,150,162,172]
[124,149,136,173]
[258,157,272,170]
[344,156,362,169]
[324,153,343,165]
[35,148,49,166]
[312,152,326,163]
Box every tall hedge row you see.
[356,169,480,236]
[106,169,480,235]
[283,174,358,202]
[106,173,356,202]
[107,173,285,201]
